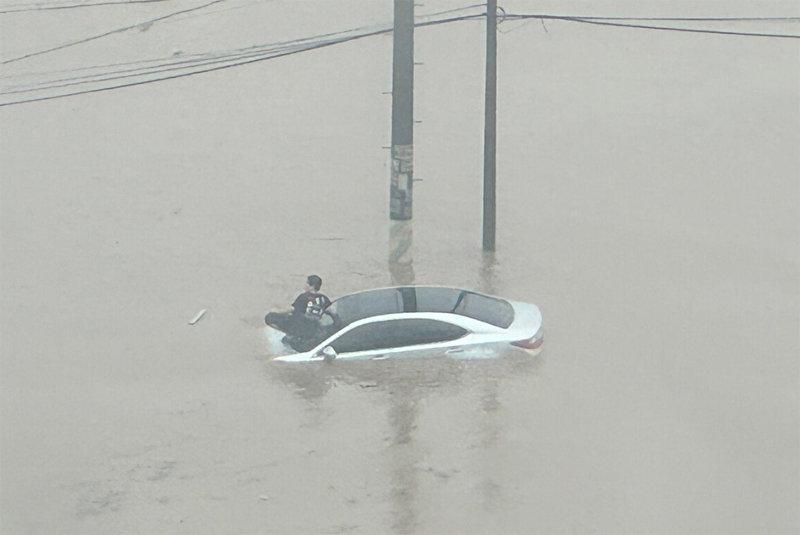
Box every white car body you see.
[270,286,543,363]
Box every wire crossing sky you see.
[505,13,800,39]
[0,0,174,14]
[1,0,224,64]
[1,5,798,106]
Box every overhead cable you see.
[0,0,173,14]
[0,14,484,106]
[1,0,224,64]
[507,14,800,22]
[2,11,797,106]
[505,14,800,39]
[0,22,397,106]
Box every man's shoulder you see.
[292,292,312,305]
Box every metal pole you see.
[482,0,497,250]
[390,0,414,220]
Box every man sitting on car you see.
[265,274,331,349]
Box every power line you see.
[0,0,173,14]
[1,20,379,83]
[1,38,344,95]
[0,24,396,106]
[0,14,487,106]
[0,0,479,16]
[416,3,485,18]
[0,0,224,64]
[505,14,800,39]
[508,14,800,22]
[2,10,797,106]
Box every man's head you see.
[306,275,323,292]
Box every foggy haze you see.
[1,1,798,533]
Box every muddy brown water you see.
[1,1,798,533]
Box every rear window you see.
[413,288,514,328]
[452,292,514,328]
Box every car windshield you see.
[327,287,514,329]
[326,288,404,326]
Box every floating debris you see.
[189,309,207,325]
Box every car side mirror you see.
[320,346,337,363]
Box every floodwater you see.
[1,1,798,533]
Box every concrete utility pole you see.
[390,0,414,220]
[482,0,497,251]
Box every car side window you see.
[330,319,467,354]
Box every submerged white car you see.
[270,286,543,363]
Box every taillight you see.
[511,331,544,351]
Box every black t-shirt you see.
[291,292,331,319]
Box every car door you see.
[327,318,468,360]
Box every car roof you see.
[328,286,515,329]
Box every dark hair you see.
[307,274,322,291]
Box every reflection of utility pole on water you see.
[387,384,420,533]
[389,220,415,285]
